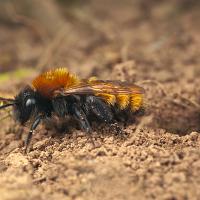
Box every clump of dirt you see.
[0,0,200,200]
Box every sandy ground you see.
[0,1,200,199]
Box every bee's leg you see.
[24,115,43,153]
[85,96,113,123]
[85,96,125,137]
[70,103,96,146]
[71,103,91,133]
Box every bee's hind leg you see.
[85,96,113,123]
[84,96,125,138]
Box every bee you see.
[0,68,144,152]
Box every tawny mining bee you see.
[0,68,144,151]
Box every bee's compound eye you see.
[25,98,36,107]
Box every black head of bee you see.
[0,85,53,152]
[13,86,37,125]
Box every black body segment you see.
[52,97,69,117]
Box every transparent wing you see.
[53,80,144,96]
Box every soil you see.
[0,1,200,200]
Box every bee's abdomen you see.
[96,93,143,111]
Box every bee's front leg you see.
[25,115,44,153]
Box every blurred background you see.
[0,0,199,78]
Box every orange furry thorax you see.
[32,68,79,98]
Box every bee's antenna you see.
[0,103,15,110]
[0,97,15,102]
[0,96,15,110]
